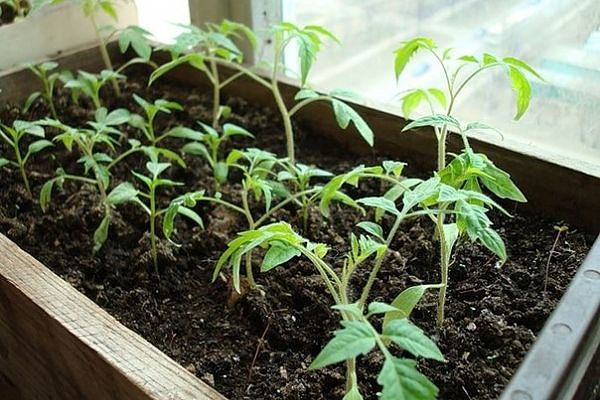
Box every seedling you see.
[106,158,204,274]
[396,38,542,326]
[63,69,125,109]
[152,20,373,164]
[277,161,333,232]
[39,107,130,251]
[179,122,254,187]
[32,0,128,95]
[149,20,257,128]
[544,224,568,293]
[0,120,53,196]
[24,61,61,119]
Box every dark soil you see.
[0,2,27,26]
[0,71,594,400]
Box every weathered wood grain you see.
[0,233,226,400]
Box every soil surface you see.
[0,70,595,400]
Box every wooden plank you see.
[0,234,226,400]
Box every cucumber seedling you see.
[395,37,542,326]
[0,120,53,196]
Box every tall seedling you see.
[149,20,257,129]
[395,37,543,326]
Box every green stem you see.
[241,186,257,288]
[357,213,404,309]
[43,80,58,120]
[14,144,31,196]
[107,146,143,170]
[210,58,221,129]
[435,209,450,327]
[288,95,331,117]
[149,185,158,275]
[254,188,317,227]
[90,12,121,97]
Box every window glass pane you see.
[282,0,600,174]
[136,0,190,43]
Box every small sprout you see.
[24,61,60,119]
[0,120,53,196]
[178,122,254,187]
[38,107,130,252]
[544,224,569,293]
[107,157,203,275]
[64,69,125,110]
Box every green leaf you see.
[149,54,205,86]
[331,303,363,318]
[343,386,364,400]
[214,161,229,184]
[261,241,301,272]
[99,0,118,21]
[309,320,376,369]
[0,158,11,168]
[177,206,204,229]
[402,114,460,132]
[118,25,152,60]
[394,37,435,79]
[146,161,170,178]
[480,158,526,202]
[182,142,210,160]
[222,123,254,138]
[368,302,399,315]
[479,227,507,263]
[442,223,460,259]
[378,357,439,400]
[503,57,543,81]
[401,89,425,118]
[356,221,384,240]
[168,127,204,141]
[295,88,319,100]
[383,319,444,361]
[383,285,439,328]
[383,160,406,177]
[39,178,56,212]
[357,196,400,216]
[27,139,53,155]
[93,213,111,253]
[428,88,447,108]
[23,92,41,112]
[507,65,531,120]
[331,99,374,146]
[106,182,138,205]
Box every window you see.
[277,0,600,174]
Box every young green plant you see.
[0,120,53,196]
[395,37,542,326]
[39,107,130,251]
[178,121,254,187]
[149,20,257,129]
[106,158,204,274]
[24,62,61,119]
[63,69,125,109]
[0,0,29,19]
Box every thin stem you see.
[544,228,565,293]
[254,188,317,227]
[107,146,143,170]
[435,211,449,327]
[90,12,121,96]
[208,57,271,90]
[241,186,257,288]
[149,185,158,275]
[13,143,31,196]
[219,71,245,89]
[210,58,221,128]
[288,95,331,117]
[298,248,343,304]
[43,79,58,120]
[357,213,404,309]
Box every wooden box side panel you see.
[0,234,226,400]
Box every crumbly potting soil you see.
[0,72,594,400]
